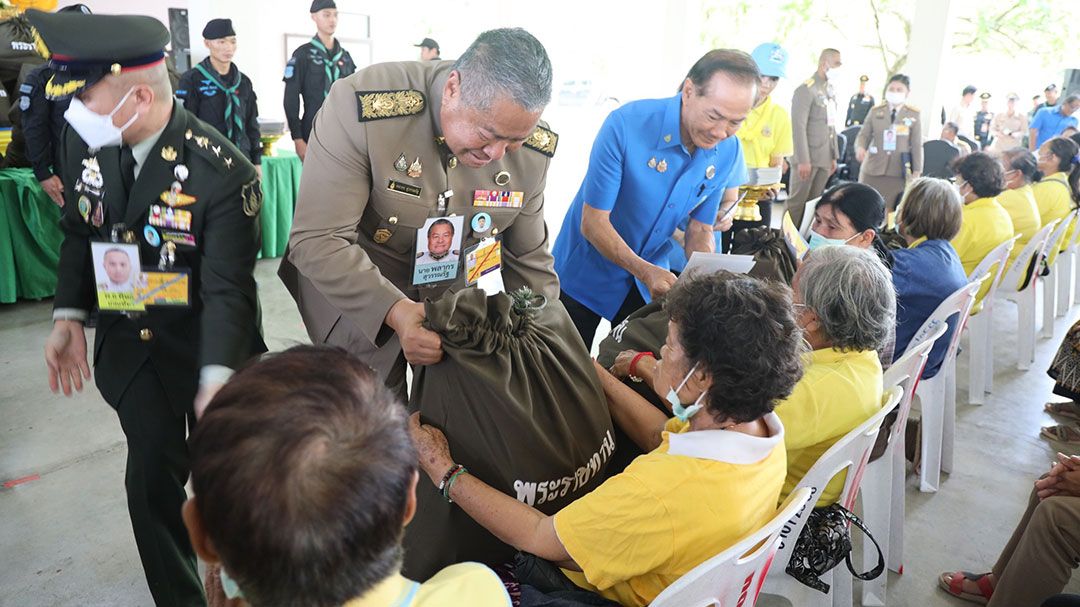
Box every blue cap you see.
[750,43,788,79]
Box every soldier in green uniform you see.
[32,10,265,606]
[845,74,875,127]
[279,28,560,398]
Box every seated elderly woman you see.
[997,148,1043,270]
[184,346,512,607]
[807,182,891,264]
[891,178,969,378]
[411,273,805,607]
[950,151,1015,277]
[777,245,896,505]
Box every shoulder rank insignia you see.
[44,74,86,100]
[523,126,558,157]
[904,103,921,113]
[355,90,426,122]
[242,179,263,217]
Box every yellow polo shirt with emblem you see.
[553,414,787,607]
[775,348,882,506]
[342,564,511,607]
[1033,173,1077,254]
[997,185,1041,270]
[736,95,794,168]
[950,196,1015,279]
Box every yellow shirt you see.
[343,564,511,607]
[553,414,787,607]
[1033,172,1074,227]
[736,95,794,169]
[775,348,883,506]
[951,196,1016,278]
[997,185,1041,269]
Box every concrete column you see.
[906,0,956,138]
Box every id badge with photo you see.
[412,215,465,286]
[91,241,145,312]
[883,128,897,152]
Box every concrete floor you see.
[2,258,1079,606]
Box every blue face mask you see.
[666,363,705,422]
[807,228,858,251]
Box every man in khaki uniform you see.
[990,93,1029,152]
[788,48,841,225]
[279,28,559,396]
[856,73,922,210]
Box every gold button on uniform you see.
[448,156,458,169]
[139,328,153,341]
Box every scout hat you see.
[310,0,336,12]
[202,18,235,40]
[26,9,169,101]
[750,42,788,79]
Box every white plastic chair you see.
[913,277,986,493]
[1041,212,1079,337]
[1056,213,1080,313]
[650,488,814,607]
[760,386,904,607]
[859,326,944,607]
[964,236,1018,404]
[798,197,821,239]
[998,219,1060,370]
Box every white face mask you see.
[885,91,907,106]
[64,87,139,149]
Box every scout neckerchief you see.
[310,36,342,98]
[193,60,244,147]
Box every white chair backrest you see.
[799,197,822,239]
[1065,211,1080,252]
[907,276,986,363]
[772,387,904,566]
[884,324,946,445]
[1046,211,1078,266]
[1000,219,1060,294]
[967,235,1018,298]
[650,488,814,607]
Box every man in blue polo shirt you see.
[552,49,759,347]
[1029,94,1080,150]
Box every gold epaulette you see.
[904,103,921,112]
[523,125,558,157]
[44,74,85,99]
[355,90,426,122]
[803,77,815,87]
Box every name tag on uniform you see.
[148,204,192,231]
[473,189,524,208]
[895,124,910,136]
[388,179,422,198]
[883,129,897,152]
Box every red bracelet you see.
[628,351,655,383]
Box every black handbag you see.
[785,503,885,593]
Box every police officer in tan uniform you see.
[788,48,841,225]
[280,28,559,397]
[857,73,922,211]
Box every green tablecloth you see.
[259,151,302,258]
[0,168,62,304]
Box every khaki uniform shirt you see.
[856,103,923,177]
[790,73,839,168]
[990,111,1028,152]
[281,60,559,351]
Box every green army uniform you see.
[29,10,266,606]
[280,59,560,397]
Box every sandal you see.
[1041,423,1080,445]
[1046,401,1080,423]
[939,571,994,604]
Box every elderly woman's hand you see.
[609,350,639,379]
[408,413,455,484]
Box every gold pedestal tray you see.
[733,184,781,222]
[260,134,283,157]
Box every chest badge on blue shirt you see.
[647,157,657,169]
[657,159,668,173]
[706,165,716,179]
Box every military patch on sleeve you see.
[523,125,558,157]
[242,179,263,217]
[283,57,296,80]
[355,90,425,122]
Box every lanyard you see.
[310,37,343,98]
[391,582,419,607]
[194,62,244,146]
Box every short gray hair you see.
[897,177,963,241]
[454,28,552,112]
[798,246,896,352]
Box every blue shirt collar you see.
[658,93,684,151]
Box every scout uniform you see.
[856,101,923,210]
[788,72,839,225]
[176,19,262,166]
[279,59,559,397]
[29,10,266,606]
[282,0,356,143]
[974,92,994,148]
[845,75,875,127]
[14,63,69,180]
